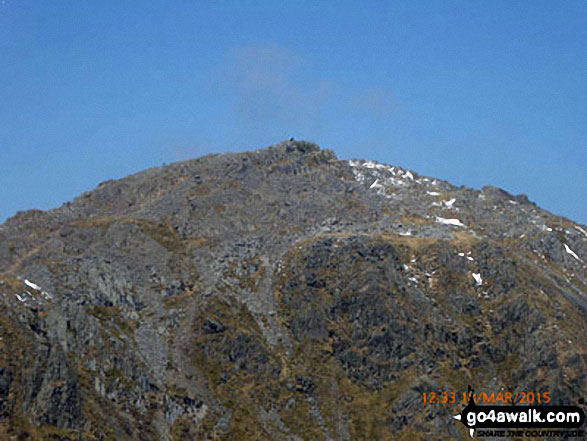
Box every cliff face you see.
[0,140,585,440]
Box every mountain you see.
[0,140,585,440]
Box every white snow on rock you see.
[472,273,482,286]
[563,244,581,261]
[347,160,422,190]
[24,279,41,291]
[369,179,383,189]
[349,167,366,183]
[426,191,440,196]
[436,217,465,227]
[575,226,587,237]
[388,176,409,187]
[15,294,26,302]
[443,198,456,208]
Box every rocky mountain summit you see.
[0,140,585,440]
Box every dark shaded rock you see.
[203,318,226,334]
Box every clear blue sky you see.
[1,0,586,224]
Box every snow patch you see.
[436,217,466,227]
[351,169,365,183]
[363,160,378,169]
[472,273,482,286]
[426,191,440,196]
[24,279,41,291]
[563,244,581,262]
[369,179,383,189]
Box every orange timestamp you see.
[422,391,551,405]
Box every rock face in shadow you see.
[0,140,585,440]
